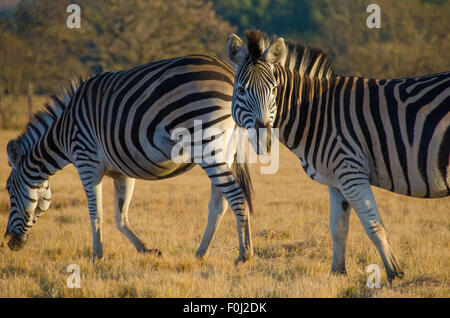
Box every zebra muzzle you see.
[3,232,27,251]
[253,120,272,155]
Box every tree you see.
[313,0,450,78]
[212,0,316,41]
[0,0,235,94]
[0,28,30,94]
[4,0,87,94]
[79,0,236,72]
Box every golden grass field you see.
[0,128,449,298]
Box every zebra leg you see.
[339,180,404,282]
[201,163,253,264]
[113,175,161,257]
[196,184,228,259]
[328,186,351,275]
[231,202,253,264]
[83,182,104,260]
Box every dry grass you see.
[0,95,52,130]
[0,129,448,298]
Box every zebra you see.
[2,54,255,264]
[226,30,450,281]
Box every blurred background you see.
[0,0,449,129]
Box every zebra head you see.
[226,31,286,155]
[3,139,52,251]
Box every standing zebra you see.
[3,54,254,263]
[226,30,450,281]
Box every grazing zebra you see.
[226,30,450,281]
[3,54,254,263]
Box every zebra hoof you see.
[144,249,162,257]
[387,270,405,283]
[92,250,104,261]
[92,255,104,264]
[234,254,253,265]
[330,268,347,276]
[195,251,207,260]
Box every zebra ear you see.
[226,34,246,67]
[263,38,286,65]
[7,139,22,168]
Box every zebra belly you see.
[103,160,197,181]
[299,158,336,187]
[367,155,450,198]
[100,126,198,181]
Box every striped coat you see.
[4,55,254,263]
[226,30,449,281]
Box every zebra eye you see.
[237,87,246,96]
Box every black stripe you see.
[418,96,450,197]
[292,74,311,148]
[384,79,411,195]
[354,78,377,169]
[368,79,394,191]
[342,77,363,151]
[320,77,337,163]
[312,79,328,167]
[406,79,450,145]
[303,78,320,160]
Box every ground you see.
[0,129,448,297]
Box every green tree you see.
[0,28,30,94]
[5,0,87,94]
[0,0,235,94]
[79,0,235,71]
[313,0,450,78]
[212,0,316,41]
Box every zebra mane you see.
[245,30,334,79]
[15,78,83,154]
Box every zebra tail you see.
[231,153,254,214]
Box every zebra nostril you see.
[253,119,263,130]
[6,231,27,251]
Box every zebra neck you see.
[273,69,337,156]
[22,122,70,182]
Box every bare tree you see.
[79,0,236,71]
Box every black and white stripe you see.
[4,54,254,262]
[226,30,449,281]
